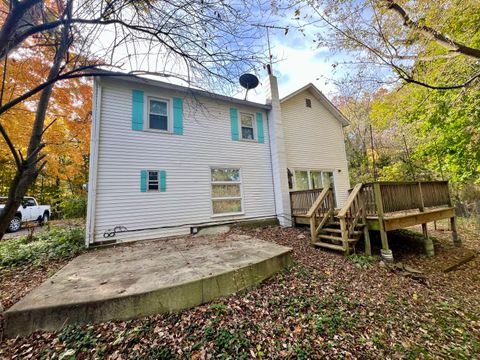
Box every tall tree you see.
[0,0,267,239]
[299,0,480,90]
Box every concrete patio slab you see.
[4,235,292,338]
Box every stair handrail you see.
[306,187,330,218]
[305,187,335,244]
[337,183,363,219]
[337,183,365,253]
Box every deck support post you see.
[422,223,434,256]
[363,227,371,256]
[339,217,350,255]
[446,185,461,246]
[418,182,434,256]
[373,183,391,261]
[309,216,316,245]
[450,217,461,246]
[360,189,371,256]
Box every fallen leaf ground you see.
[1,219,479,359]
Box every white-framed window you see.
[210,167,243,215]
[148,170,160,191]
[148,97,169,131]
[292,169,335,192]
[240,113,255,141]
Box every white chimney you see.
[265,65,292,227]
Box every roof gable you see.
[280,83,349,126]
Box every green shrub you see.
[347,254,375,268]
[58,325,97,351]
[60,197,87,219]
[0,226,85,268]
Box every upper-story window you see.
[148,98,169,131]
[305,98,312,108]
[240,113,255,140]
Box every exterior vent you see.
[305,98,312,108]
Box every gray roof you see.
[92,70,271,110]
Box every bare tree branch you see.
[383,0,480,59]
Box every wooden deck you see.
[290,181,460,259]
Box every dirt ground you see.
[0,219,479,359]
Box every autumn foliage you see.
[0,51,91,213]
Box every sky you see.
[227,2,347,104]
[90,1,344,104]
[243,25,339,103]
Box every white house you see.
[85,69,350,246]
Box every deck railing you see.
[290,188,324,216]
[363,181,451,214]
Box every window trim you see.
[292,168,337,205]
[147,169,160,192]
[146,96,172,133]
[210,166,244,217]
[239,112,257,142]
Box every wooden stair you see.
[295,183,370,255]
[312,215,365,253]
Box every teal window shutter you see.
[132,90,144,131]
[140,170,147,192]
[256,112,264,144]
[160,170,167,192]
[230,107,239,140]
[173,97,183,135]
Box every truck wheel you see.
[40,213,49,226]
[8,216,21,232]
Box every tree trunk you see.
[0,1,72,240]
[0,167,39,238]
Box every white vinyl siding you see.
[91,77,273,243]
[281,89,351,206]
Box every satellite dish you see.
[239,73,259,100]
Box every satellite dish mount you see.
[239,73,259,100]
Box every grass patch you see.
[0,226,85,268]
[233,218,279,229]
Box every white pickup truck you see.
[0,197,51,232]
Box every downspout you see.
[85,78,102,248]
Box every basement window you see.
[305,98,312,108]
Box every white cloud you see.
[274,45,336,97]
[243,31,338,103]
